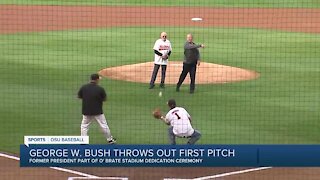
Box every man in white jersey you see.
[149,32,172,89]
[160,99,201,145]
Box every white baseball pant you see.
[81,114,113,141]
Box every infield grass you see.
[0,0,320,8]
[0,27,319,153]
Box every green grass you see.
[0,27,320,153]
[0,0,320,8]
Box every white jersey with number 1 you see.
[153,39,172,65]
[165,107,194,137]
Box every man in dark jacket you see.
[78,74,116,144]
[176,34,204,93]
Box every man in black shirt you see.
[176,34,204,94]
[78,74,116,144]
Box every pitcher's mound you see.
[99,61,259,84]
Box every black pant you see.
[177,63,197,91]
[150,64,167,85]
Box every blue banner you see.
[20,145,320,167]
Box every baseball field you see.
[0,0,320,179]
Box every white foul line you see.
[68,177,128,180]
[194,167,272,180]
[0,152,99,178]
[1,152,271,180]
[0,152,20,161]
[164,167,272,180]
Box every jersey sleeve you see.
[101,88,107,101]
[184,42,201,50]
[197,49,200,60]
[154,49,163,56]
[77,87,83,98]
[165,112,172,124]
[153,40,159,50]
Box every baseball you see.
[159,91,162,97]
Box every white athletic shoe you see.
[108,138,116,144]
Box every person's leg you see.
[189,64,197,93]
[149,64,160,89]
[187,130,201,145]
[95,114,116,143]
[81,115,92,136]
[160,65,167,88]
[168,126,176,145]
[176,64,190,91]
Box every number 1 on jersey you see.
[174,112,181,119]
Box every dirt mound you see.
[99,61,259,84]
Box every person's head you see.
[167,99,176,109]
[187,33,193,42]
[90,73,101,84]
[160,32,167,41]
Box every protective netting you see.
[0,0,319,179]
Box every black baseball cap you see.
[90,73,101,80]
[167,99,176,108]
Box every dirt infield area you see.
[3,153,320,180]
[1,5,320,34]
[1,4,320,180]
[99,61,259,84]
[0,154,77,180]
